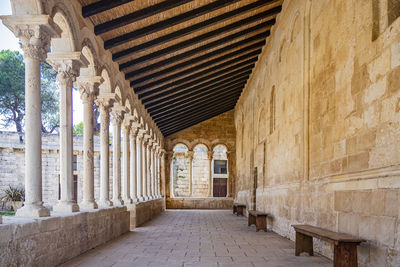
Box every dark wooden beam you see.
[158,102,236,130]
[116,6,280,64]
[150,84,244,118]
[160,104,235,133]
[103,0,241,46]
[141,68,252,104]
[94,0,193,34]
[132,48,261,90]
[82,0,133,18]
[130,41,264,85]
[124,28,269,78]
[107,0,277,51]
[139,60,255,100]
[146,76,248,111]
[134,53,259,93]
[154,91,241,123]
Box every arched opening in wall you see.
[213,145,228,198]
[192,144,210,197]
[171,144,190,197]
[270,86,276,134]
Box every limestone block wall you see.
[0,207,129,266]
[234,0,400,266]
[0,131,114,207]
[164,111,236,209]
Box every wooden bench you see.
[232,203,246,216]
[292,225,365,267]
[248,210,269,232]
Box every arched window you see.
[172,144,190,197]
[192,144,209,197]
[212,145,228,197]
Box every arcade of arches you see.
[0,0,400,266]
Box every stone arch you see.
[191,140,211,151]
[270,85,276,134]
[258,108,266,143]
[114,85,123,105]
[132,108,139,121]
[169,139,191,151]
[290,11,300,43]
[80,38,99,77]
[50,3,78,53]
[99,67,112,94]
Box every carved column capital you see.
[187,151,194,160]
[47,52,88,87]
[1,15,61,62]
[207,151,214,160]
[110,111,123,126]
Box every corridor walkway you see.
[61,210,332,267]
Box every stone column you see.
[156,148,161,197]
[146,139,153,200]
[207,151,213,197]
[111,111,124,205]
[96,98,113,207]
[1,16,60,217]
[130,127,138,202]
[226,151,232,197]
[188,151,194,197]
[48,53,87,213]
[77,78,101,210]
[142,136,150,200]
[160,149,166,197]
[150,143,155,199]
[122,121,132,204]
[136,132,144,201]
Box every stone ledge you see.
[167,197,234,209]
[0,206,129,266]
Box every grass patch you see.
[0,211,15,216]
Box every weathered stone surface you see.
[0,207,129,267]
[233,0,400,266]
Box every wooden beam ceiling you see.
[80,0,283,135]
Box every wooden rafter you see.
[82,0,133,18]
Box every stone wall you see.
[0,131,109,207]
[0,207,129,266]
[234,0,400,266]
[167,198,233,210]
[164,111,236,209]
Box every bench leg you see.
[256,215,267,232]
[233,206,237,214]
[334,243,358,267]
[237,206,244,216]
[248,214,256,226]
[295,232,313,256]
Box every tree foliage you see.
[73,122,84,136]
[0,50,59,133]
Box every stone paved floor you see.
[61,210,332,267]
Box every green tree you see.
[73,122,84,136]
[0,50,59,133]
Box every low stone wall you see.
[129,198,165,228]
[167,197,233,209]
[0,207,129,266]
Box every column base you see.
[138,196,145,202]
[79,201,98,210]
[143,196,149,201]
[132,197,139,203]
[98,200,113,207]
[15,204,50,218]
[112,199,124,206]
[53,201,80,213]
[0,216,2,224]
[123,198,133,204]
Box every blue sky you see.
[0,1,84,131]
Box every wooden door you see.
[213,178,227,197]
